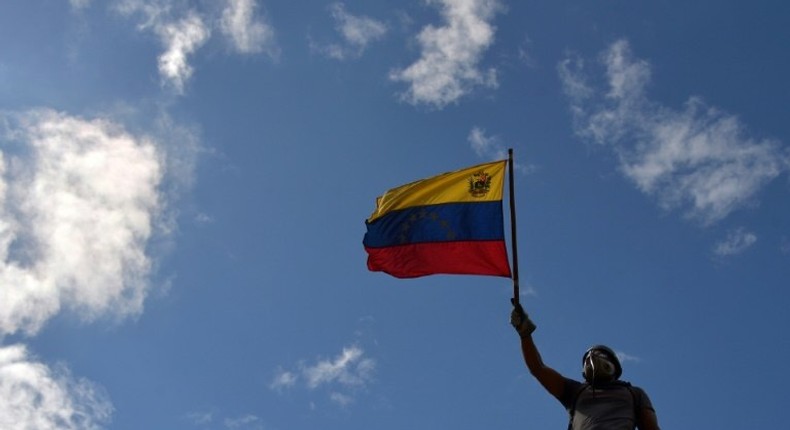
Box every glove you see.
[510,298,536,337]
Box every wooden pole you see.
[508,148,520,304]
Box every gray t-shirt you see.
[558,378,654,430]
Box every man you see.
[511,300,660,430]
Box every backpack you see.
[566,381,642,430]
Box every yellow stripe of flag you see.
[367,160,507,222]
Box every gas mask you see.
[582,349,618,383]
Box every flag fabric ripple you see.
[363,160,512,279]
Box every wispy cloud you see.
[184,410,214,426]
[516,281,538,298]
[781,237,790,255]
[713,228,757,257]
[156,11,211,94]
[219,0,277,56]
[183,410,263,429]
[469,126,507,160]
[303,346,374,389]
[269,368,297,391]
[115,2,210,95]
[329,392,354,407]
[615,350,641,364]
[0,344,113,430]
[271,344,376,406]
[559,40,790,225]
[115,0,277,94]
[0,109,164,337]
[114,0,169,28]
[69,0,92,10]
[517,35,536,68]
[223,414,261,429]
[390,0,502,108]
[317,2,387,60]
[468,127,535,174]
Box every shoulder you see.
[620,382,655,411]
[558,377,585,408]
[624,383,649,398]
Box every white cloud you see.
[615,350,641,363]
[517,282,538,298]
[303,346,374,389]
[184,410,262,429]
[329,391,354,407]
[319,3,387,60]
[219,0,277,56]
[115,1,210,94]
[223,414,260,429]
[270,344,376,406]
[559,40,790,225]
[0,344,113,430]
[114,0,170,33]
[69,0,92,10]
[468,126,506,160]
[184,410,214,425]
[156,11,211,94]
[195,212,214,225]
[713,228,757,257]
[116,0,278,95]
[390,0,502,108]
[269,368,297,390]
[0,109,163,337]
[468,127,534,174]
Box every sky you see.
[1,0,789,429]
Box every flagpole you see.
[507,148,520,304]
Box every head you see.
[582,345,622,384]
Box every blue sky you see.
[1,0,789,429]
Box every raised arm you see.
[511,300,566,399]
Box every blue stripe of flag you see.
[363,201,505,248]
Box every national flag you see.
[363,160,512,279]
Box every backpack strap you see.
[619,381,643,429]
[567,383,588,430]
[627,384,642,428]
